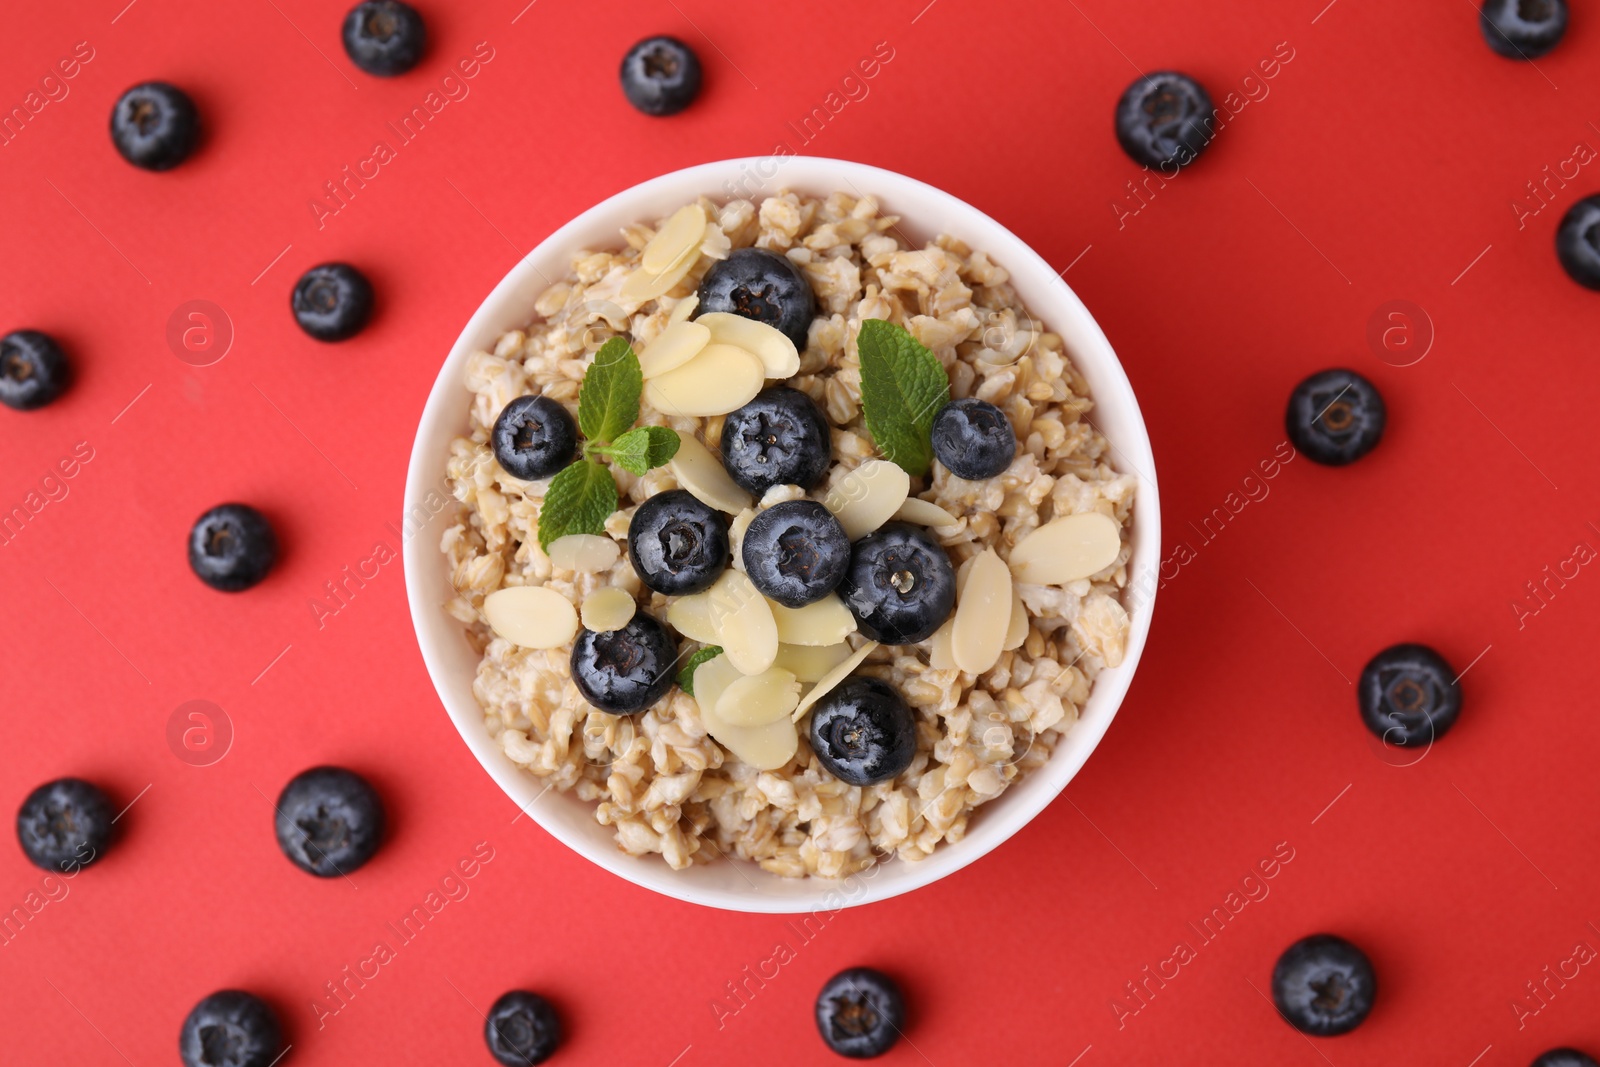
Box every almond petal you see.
[638,321,711,379]
[668,293,700,324]
[696,312,801,379]
[1003,587,1028,651]
[483,586,579,649]
[580,587,637,632]
[692,653,744,723]
[952,548,1011,674]
[893,497,960,528]
[927,618,957,670]
[793,640,880,721]
[706,711,800,771]
[823,460,910,541]
[1009,512,1123,585]
[546,534,621,573]
[669,432,754,514]
[768,594,856,646]
[644,343,765,418]
[709,569,779,675]
[641,204,709,275]
[665,592,718,644]
[715,668,801,726]
[774,642,855,683]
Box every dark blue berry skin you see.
[1480,0,1568,59]
[1358,644,1462,748]
[1114,71,1214,171]
[274,767,385,877]
[571,612,678,714]
[695,248,817,352]
[493,396,578,480]
[179,990,283,1067]
[1271,934,1377,1037]
[0,330,70,411]
[1285,368,1387,466]
[1556,196,1600,289]
[931,398,1017,480]
[110,82,200,171]
[808,677,916,787]
[291,263,375,342]
[485,990,562,1067]
[838,523,956,645]
[342,0,427,76]
[16,778,113,873]
[628,490,730,595]
[742,501,850,608]
[188,504,278,592]
[619,36,702,116]
[814,967,906,1058]
[1532,1050,1600,1067]
[721,387,832,497]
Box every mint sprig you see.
[537,460,618,552]
[577,337,644,445]
[677,645,723,695]
[856,319,951,477]
[598,425,681,476]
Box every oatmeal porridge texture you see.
[441,190,1136,879]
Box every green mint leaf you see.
[577,337,642,446]
[605,425,681,476]
[856,318,951,477]
[677,646,723,695]
[536,460,618,554]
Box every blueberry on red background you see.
[273,766,386,877]
[1479,0,1569,59]
[178,990,283,1067]
[1285,368,1387,466]
[485,990,562,1066]
[1555,195,1600,289]
[109,82,200,170]
[619,35,703,116]
[1532,1050,1600,1067]
[1357,643,1463,747]
[814,967,906,1058]
[342,0,427,76]
[291,263,375,341]
[1271,934,1377,1036]
[187,504,279,592]
[16,778,114,872]
[0,330,70,411]
[1114,70,1214,170]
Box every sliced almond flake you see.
[580,587,637,632]
[709,569,779,675]
[669,432,754,514]
[952,548,1011,675]
[641,204,708,275]
[694,654,799,769]
[665,592,718,644]
[715,667,801,726]
[793,640,880,721]
[668,293,700,324]
[638,321,711,379]
[893,497,959,528]
[927,619,957,670]
[644,343,764,418]
[1003,587,1028,651]
[1009,511,1122,585]
[626,237,703,304]
[547,533,621,573]
[696,312,801,379]
[823,459,910,541]
[768,594,855,647]
[693,653,743,723]
[483,586,578,649]
[774,641,854,683]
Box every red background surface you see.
[3,0,1598,1063]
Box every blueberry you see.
[838,523,956,645]
[1271,934,1377,1036]
[720,386,832,497]
[695,248,817,352]
[628,490,729,595]
[1285,368,1387,466]
[571,612,678,714]
[619,35,702,116]
[16,778,114,873]
[814,967,905,1059]
[742,501,850,608]
[188,504,278,592]
[493,396,578,480]
[342,0,427,76]
[808,677,917,787]
[179,990,283,1067]
[1114,71,1214,171]
[931,398,1016,480]
[485,990,562,1067]
[0,330,70,411]
[291,263,374,342]
[274,766,385,877]
[1533,1050,1600,1067]
[110,82,200,171]
[1358,643,1462,748]
[1480,0,1568,59]
[1556,195,1600,289]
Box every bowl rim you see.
[402,155,1160,913]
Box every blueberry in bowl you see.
[571,612,677,714]
[0,330,70,411]
[1357,643,1462,748]
[1271,934,1377,1036]
[178,990,283,1067]
[274,766,386,877]
[838,522,956,644]
[291,263,375,342]
[485,990,562,1066]
[815,967,906,1058]
[628,489,730,595]
[1114,71,1214,171]
[695,247,816,352]
[931,397,1016,480]
[1556,195,1600,290]
[188,504,278,592]
[1285,368,1386,466]
[721,386,832,496]
[493,395,578,480]
[809,677,917,787]
[620,35,702,116]
[1480,0,1568,59]
[342,0,427,77]
[110,82,200,171]
[742,500,850,607]
[16,778,115,872]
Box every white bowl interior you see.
[403,157,1161,913]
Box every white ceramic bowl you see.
[403,156,1160,913]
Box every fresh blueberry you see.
[485,990,562,1067]
[493,396,578,480]
[742,501,850,608]
[1555,195,1600,289]
[110,82,200,171]
[16,778,114,873]
[291,263,374,342]
[274,766,385,877]
[619,35,702,116]
[1532,1050,1600,1067]
[342,0,427,77]
[628,490,729,595]
[179,990,283,1067]
[1480,0,1568,59]
[695,248,817,352]
[808,677,917,787]
[931,398,1017,480]
[814,967,905,1059]
[188,504,278,592]
[571,611,678,714]
[838,523,956,645]
[1114,71,1214,171]
[0,330,70,411]
[1271,934,1377,1036]
[1285,368,1387,466]
[1358,643,1462,748]
[721,387,832,497]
